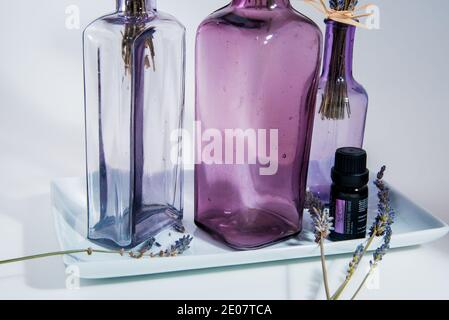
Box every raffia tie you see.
[304,0,373,28]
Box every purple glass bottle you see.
[195,0,322,250]
[83,0,185,248]
[308,20,368,204]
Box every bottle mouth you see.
[118,0,156,15]
[232,0,289,9]
[324,19,356,29]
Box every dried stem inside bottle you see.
[319,0,359,121]
[319,22,351,121]
[124,0,147,15]
[120,0,156,75]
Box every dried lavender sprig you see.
[128,237,156,259]
[305,191,334,299]
[332,166,395,300]
[346,244,365,279]
[151,235,194,258]
[0,236,194,265]
[331,234,377,300]
[348,0,359,11]
[307,198,334,300]
[312,210,334,244]
[305,192,334,243]
[350,226,393,300]
[371,225,393,264]
[369,166,396,237]
[329,0,359,11]
[305,191,325,214]
[350,177,395,299]
[0,249,110,265]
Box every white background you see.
[0,0,448,299]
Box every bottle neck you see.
[231,0,290,9]
[117,0,156,14]
[321,20,356,79]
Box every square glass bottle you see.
[83,0,186,248]
[195,0,322,249]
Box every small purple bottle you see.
[195,0,322,249]
[308,20,369,204]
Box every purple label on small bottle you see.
[335,199,346,234]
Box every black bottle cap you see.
[331,147,369,188]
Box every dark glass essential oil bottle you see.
[329,147,369,241]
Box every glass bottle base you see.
[195,209,301,250]
[88,205,182,249]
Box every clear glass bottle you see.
[83,0,185,248]
[195,0,322,250]
[307,20,368,204]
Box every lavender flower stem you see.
[0,248,168,265]
[0,235,193,265]
[351,264,376,300]
[319,239,331,300]
[0,249,103,265]
[331,232,376,300]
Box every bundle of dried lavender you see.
[319,0,359,120]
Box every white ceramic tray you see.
[51,172,449,279]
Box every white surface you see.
[0,0,449,299]
[1,214,449,300]
[52,174,448,280]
